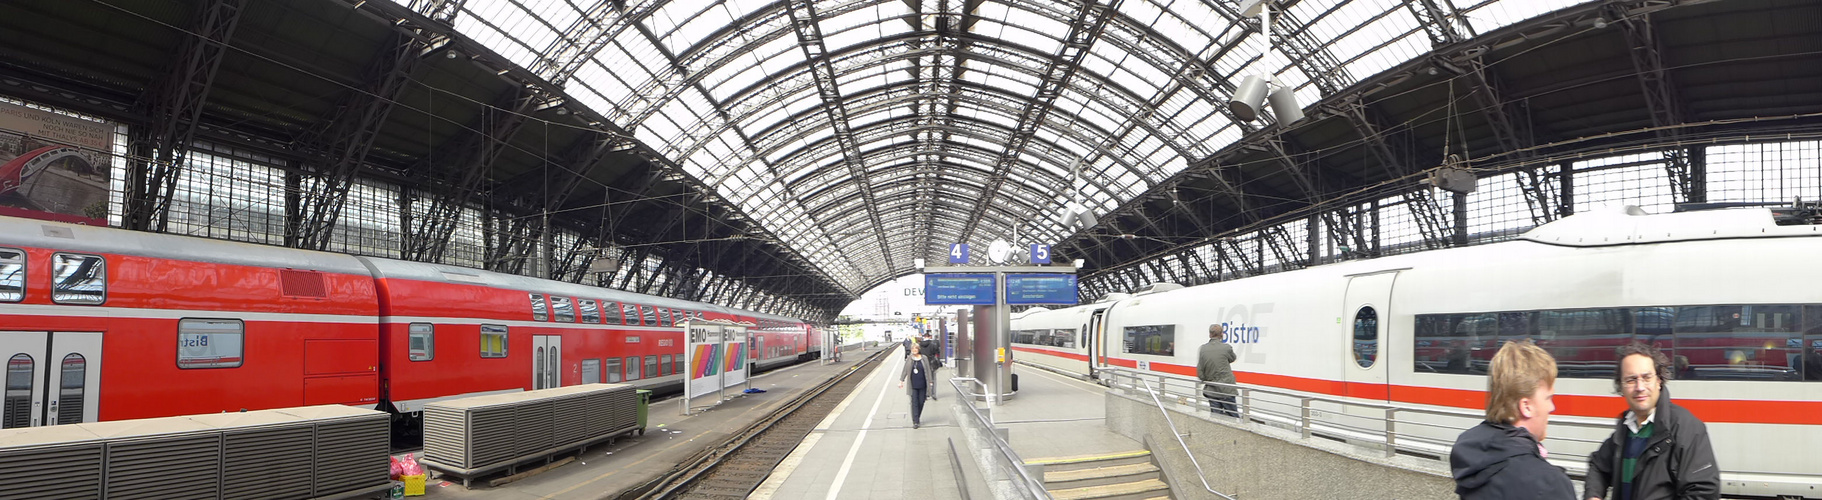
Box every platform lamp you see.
[1229,0,1305,125]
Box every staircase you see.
[1025,450,1173,500]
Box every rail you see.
[1098,367,1615,467]
[1136,378,1238,500]
[950,377,1053,500]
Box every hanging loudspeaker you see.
[1229,74,1269,122]
[1268,84,1304,124]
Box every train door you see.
[532,335,562,390]
[1341,271,1398,400]
[0,331,102,428]
[1088,308,1108,376]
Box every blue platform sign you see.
[1029,244,1051,264]
[1005,274,1078,305]
[947,243,970,264]
[924,273,996,305]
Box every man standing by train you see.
[1584,343,1720,500]
[1450,340,1576,499]
[1196,324,1238,418]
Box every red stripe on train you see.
[1018,350,1822,426]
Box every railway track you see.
[616,346,893,500]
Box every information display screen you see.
[924,273,997,305]
[1005,274,1078,305]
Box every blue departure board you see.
[924,274,996,305]
[1004,274,1078,305]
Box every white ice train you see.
[1010,206,1822,498]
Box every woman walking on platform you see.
[899,345,937,429]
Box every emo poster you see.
[0,100,115,225]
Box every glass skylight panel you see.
[1342,28,1427,82]
[1461,0,1581,35]
[837,72,893,100]
[664,3,738,55]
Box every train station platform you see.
[402,344,886,499]
[753,345,1149,500]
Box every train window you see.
[5,353,34,428]
[1414,314,1485,375]
[1012,329,1037,345]
[623,303,642,326]
[581,358,600,384]
[625,356,641,381]
[480,324,508,358]
[529,293,548,321]
[602,301,622,324]
[1353,307,1378,369]
[177,318,244,369]
[1056,329,1078,348]
[641,306,658,326]
[551,296,575,323]
[580,300,601,324]
[0,248,23,302]
[661,354,672,376]
[1805,306,1822,382]
[408,323,435,361]
[57,353,86,425]
[644,355,658,379]
[51,253,105,305]
[604,358,623,383]
[1535,308,1630,379]
[658,308,671,328]
[1122,325,1175,357]
[1674,305,1803,381]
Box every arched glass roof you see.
[402,0,1582,292]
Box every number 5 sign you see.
[948,243,970,264]
[1029,244,1050,264]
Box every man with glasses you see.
[1584,343,1719,500]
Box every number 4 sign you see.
[1029,244,1050,264]
[948,243,970,264]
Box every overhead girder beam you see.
[287,20,436,250]
[1606,2,1700,203]
[783,0,895,271]
[607,6,870,297]
[122,0,245,232]
[403,87,543,263]
[529,0,664,87]
[406,0,467,24]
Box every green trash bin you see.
[636,389,652,435]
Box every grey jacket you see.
[900,355,937,396]
[1196,340,1237,396]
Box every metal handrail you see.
[950,377,1053,500]
[1137,378,1239,500]
[1099,367,1616,463]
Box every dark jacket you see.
[1450,421,1577,499]
[899,355,937,396]
[1584,391,1720,500]
[1195,340,1237,396]
[918,339,940,365]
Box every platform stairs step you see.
[1027,450,1174,500]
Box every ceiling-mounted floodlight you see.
[1268,85,1304,124]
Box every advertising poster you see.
[0,101,114,225]
[685,322,725,399]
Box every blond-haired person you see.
[1450,339,1576,499]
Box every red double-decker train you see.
[0,215,819,431]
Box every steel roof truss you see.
[123,0,246,233]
